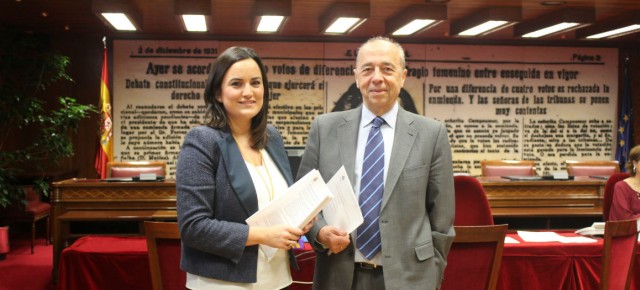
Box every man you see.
[297,36,455,290]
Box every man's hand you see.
[317,226,350,254]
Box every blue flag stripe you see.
[616,61,634,172]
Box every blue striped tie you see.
[357,116,385,260]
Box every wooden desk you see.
[477,176,606,228]
[491,206,603,218]
[51,179,177,281]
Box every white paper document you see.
[322,166,364,233]
[246,169,333,229]
[504,236,520,244]
[247,169,333,260]
[517,230,597,243]
[575,222,605,236]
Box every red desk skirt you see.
[293,234,640,290]
[497,233,638,290]
[57,236,152,290]
[56,234,640,290]
[56,236,315,290]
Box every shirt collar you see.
[360,101,399,129]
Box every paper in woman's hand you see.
[246,169,333,260]
[246,169,333,229]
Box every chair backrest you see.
[144,221,184,290]
[107,161,167,178]
[454,176,494,226]
[24,186,40,203]
[481,160,536,177]
[21,186,43,210]
[603,172,631,221]
[4,187,48,215]
[566,160,620,176]
[441,224,508,290]
[600,219,638,290]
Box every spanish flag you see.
[94,45,113,178]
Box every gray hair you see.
[356,36,406,68]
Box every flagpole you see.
[94,36,113,178]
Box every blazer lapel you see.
[218,133,258,216]
[338,109,361,185]
[381,108,417,210]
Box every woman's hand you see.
[247,224,304,250]
[301,217,317,234]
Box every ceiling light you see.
[257,16,285,32]
[522,22,579,38]
[586,24,640,39]
[576,11,640,39]
[175,0,210,32]
[92,0,142,32]
[320,2,369,34]
[386,4,447,36]
[326,18,362,33]
[181,15,207,32]
[514,8,594,38]
[253,0,291,33]
[451,7,521,37]
[101,13,137,31]
[459,21,507,36]
[393,20,436,35]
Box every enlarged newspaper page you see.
[246,169,333,229]
[323,166,363,233]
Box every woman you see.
[176,46,312,289]
[609,145,640,221]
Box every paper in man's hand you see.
[323,166,363,233]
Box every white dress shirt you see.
[353,102,398,265]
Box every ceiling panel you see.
[1,0,639,42]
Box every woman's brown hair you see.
[203,46,269,149]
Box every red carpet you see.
[0,236,54,290]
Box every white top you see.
[353,102,398,265]
[186,149,292,290]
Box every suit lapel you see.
[338,109,361,185]
[382,108,417,211]
[218,133,257,216]
[340,109,360,241]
